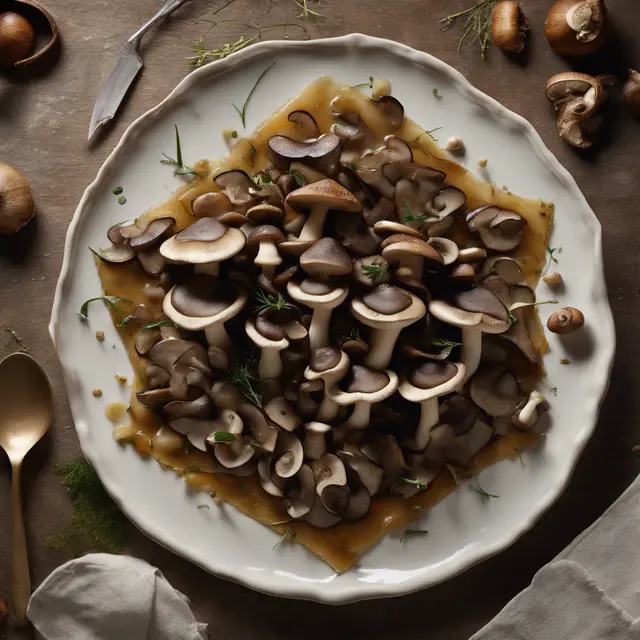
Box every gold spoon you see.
[0,353,53,625]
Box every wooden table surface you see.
[1,1,639,638]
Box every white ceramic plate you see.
[50,34,615,604]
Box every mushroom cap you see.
[264,396,301,432]
[285,178,361,214]
[309,346,342,373]
[371,95,405,129]
[373,220,427,240]
[381,234,444,266]
[286,463,316,519]
[160,218,246,264]
[353,255,391,288]
[246,203,284,225]
[299,237,353,278]
[245,317,289,350]
[429,287,510,334]
[288,110,321,138]
[163,276,248,331]
[362,284,412,314]
[247,224,285,246]
[278,239,316,257]
[469,366,521,417]
[304,349,350,382]
[398,360,467,403]
[268,133,341,161]
[217,212,250,228]
[351,286,426,329]
[213,170,256,210]
[329,366,399,405]
[129,217,175,252]
[313,453,348,495]
[467,205,524,252]
[191,191,232,218]
[273,431,304,478]
[287,280,348,310]
[479,255,523,285]
[428,237,459,265]
[545,72,604,118]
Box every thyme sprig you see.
[411,127,443,146]
[431,337,463,359]
[79,296,131,320]
[440,0,498,60]
[233,62,277,128]
[254,290,288,313]
[352,77,374,90]
[273,527,296,549]
[211,432,236,443]
[161,126,204,178]
[361,261,389,284]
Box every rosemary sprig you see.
[402,198,436,224]
[361,261,389,284]
[160,126,204,178]
[295,0,325,20]
[197,504,210,509]
[400,477,427,491]
[431,337,463,359]
[543,245,561,275]
[272,527,296,550]
[399,528,429,543]
[211,432,236,443]
[469,477,499,499]
[440,0,498,60]
[188,35,259,67]
[254,290,288,313]
[233,62,277,128]
[78,296,131,320]
[283,169,306,187]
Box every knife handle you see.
[128,0,192,51]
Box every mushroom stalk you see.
[415,399,439,450]
[459,327,482,385]
[195,263,219,277]
[365,328,402,370]
[259,347,284,380]
[309,307,333,351]
[299,204,328,241]
[204,323,231,351]
[256,241,282,279]
[317,394,339,422]
[345,401,372,430]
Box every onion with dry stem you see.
[0,11,34,66]
[545,0,608,57]
[0,163,35,234]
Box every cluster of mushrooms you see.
[98,92,551,529]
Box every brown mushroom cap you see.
[191,192,232,218]
[344,365,389,393]
[247,224,285,246]
[467,206,524,252]
[246,204,284,225]
[286,178,361,214]
[268,133,341,162]
[300,279,334,295]
[299,237,353,278]
[429,287,510,333]
[373,220,427,240]
[170,275,235,318]
[310,346,342,373]
[409,360,461,390]
[129,217,175,252]
[381,234,444,266]
[362,284,412,315]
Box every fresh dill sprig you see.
[401,198,436,224]
[399,528,429,543]
[361,261,389,284]
[188,35,259,67]
[272,527,296,550]
[283,169,306,187]
[431,337,463,359]
[230,355,263,407]
[440,0,498,60]
[294,0,325,20]
[233,62,277,128]
[254,290,288,313]
[78,296,131,320]
[160,126,204,178]
[469,477,499,499]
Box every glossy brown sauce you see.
[97,77,553,573]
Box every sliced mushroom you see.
[213,170,258,213]
[467,206,524,252]
[446,419,494,467]
[273,431,304,479]
[237,402,279,452]
[288,110,321,139]
[268,134,341,172]
[354,136,413,199]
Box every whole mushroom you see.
[304,347,350,422]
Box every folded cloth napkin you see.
[472,475,640,639]
[27,554,208,640]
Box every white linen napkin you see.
[27,554,208,640]
[472,475,640,639]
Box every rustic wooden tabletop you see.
[1,0,639,638]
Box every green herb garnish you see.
[433,88,442,99]
[361,261,389,284]
[249,142,257,164]
[543,245,561,275]
[400,477,427,491]
[233,62,277,128]
[112,186,123,195]
[254,289,288,313]
[440,0,498,60]
[48,459,128,556]
[399,528,429,543]
[295,0,325,20]
[351,77,374,90]
[161,125,204,178]
[78,296,131,320]
[272,527,296,550]
[431,337,463,359]
[401,198,436,224]
[283,169,305,187]
[514,445,526,468]
[253,172,273,188]
[469,477,499,499]
[230,358,263,408]
[197,504,210,509]
[140,320,176,332]
[411,127,443,147]
[183,465,202,474]
[508,311,517,326]
[117,196,127,205]
[189,35,259,68]
[211,432,237,443]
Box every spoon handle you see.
[11,463,30,625]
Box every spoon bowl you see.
[0,352,53,625]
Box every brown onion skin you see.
[0,12,35,66]
[544,0,608,57]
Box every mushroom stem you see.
[309,307,333,351]
[415,399,439,450]
[259,347,284,379]
[195,263,220,277]
[204,323,231,351]
[299,204,328,241]
[402,254,424,279]
[317,394,339,422]
[345,401,372,430]
[459,327,482,385]
[256,241,282,280]
[365,328,402,370]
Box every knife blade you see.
[88,0,191,142]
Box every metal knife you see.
[88,0,192,141]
